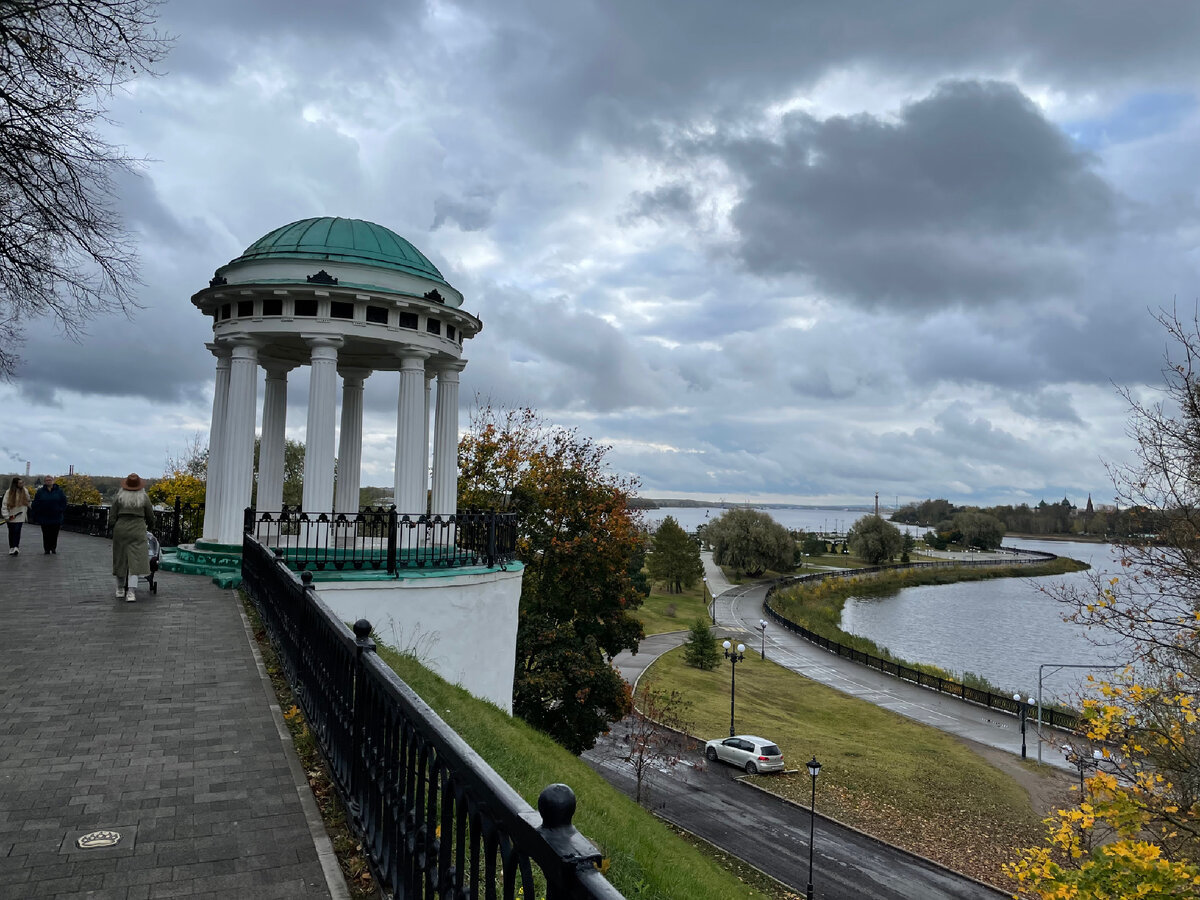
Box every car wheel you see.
[745,761,757,775]
[705,747,718,762]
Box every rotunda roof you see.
[229,217,447,285]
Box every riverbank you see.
[768,557,1088,692]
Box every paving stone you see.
[0,532,335,899]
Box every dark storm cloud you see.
[719,80,1114,310]
[431,188,499,232]
[622,184,698,227]
[457,0,1200,151]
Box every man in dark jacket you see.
[31,475,68,554]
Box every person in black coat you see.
[31,475,68,554]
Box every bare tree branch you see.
[0,0,169,375]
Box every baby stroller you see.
[147,531,160,594]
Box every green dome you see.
[230,217,447,284]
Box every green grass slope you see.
[375,646,771,900]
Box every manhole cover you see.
[76,830,121,849]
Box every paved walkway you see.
[621,553,1075,771]
[0,530,344,900]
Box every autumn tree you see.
[0,0,169,376]
[706,508,794,577]
[847,515,904,565]
[646,515,703,593]
[682,618,719,671]
[56,473,101,504]
[458,404,646,754]
[1007,308,1200,898]
[148,472,204,507]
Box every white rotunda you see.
[192,216,478,544]
[180,216,523,710]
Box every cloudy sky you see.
[6,0,1200,507]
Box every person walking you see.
[2,476,30,555]
[30,475,68,554]
[110,473,155,602]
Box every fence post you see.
[487,514,497,568]
[386,507,398,573]
[350,618,375,819]
[172,496,182,546]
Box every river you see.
[642,506,1123,705]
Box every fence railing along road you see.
[241,534,621,900]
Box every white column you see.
[335,368,370,515]
[218,337,260,544]
[302,336,342,512]
[431,362,465,516]
[394,352,430,512]
[201,343,231,541]
[424,370,434,496]
[257,360,294,514]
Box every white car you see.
[704,735,784,774]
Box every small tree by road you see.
[647,516,704,593]
[621,680,694,805]
[682,618,720,670]
[847,515,904,564]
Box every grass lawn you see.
[638,582,710,634]
[645,646,1047,890]
[375,646,777,900]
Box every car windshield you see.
[760,745,781,756]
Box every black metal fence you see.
[61,496,204,547]
[763,553,1083,733]
[245,506,517,574]
[241,534,622,900]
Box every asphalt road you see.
[583,723,1006,900]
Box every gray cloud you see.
[719,80,1114,311]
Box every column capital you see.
[220,331,262,349]
[397,351,430,371]
[337,367,372,386]
[434,360,467,380]
[301,334,345,350]
[205,341,232,360]
[260,357,298,378]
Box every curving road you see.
[584,721,1006,899]
[589,555,1077,897]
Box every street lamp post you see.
[1062,744,1103,795]
[722,640,745,737]
[1036,661,1117,764]
[757,619,768,660]
[806,756,821,900]
[1013,693,1034,758]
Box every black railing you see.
[241,535,621,900]
[245,506,517,574]
[762,553,1083,733]
[61,497,204,547]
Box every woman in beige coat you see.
[110,473,155,602]
[2,476,30,555]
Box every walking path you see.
[619,553,1074,772]
[0,530,344,900]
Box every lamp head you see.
[722,640,731,651]
[737,643,745,654]
[807,757,821,778]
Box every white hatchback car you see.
[704,735,784,774]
